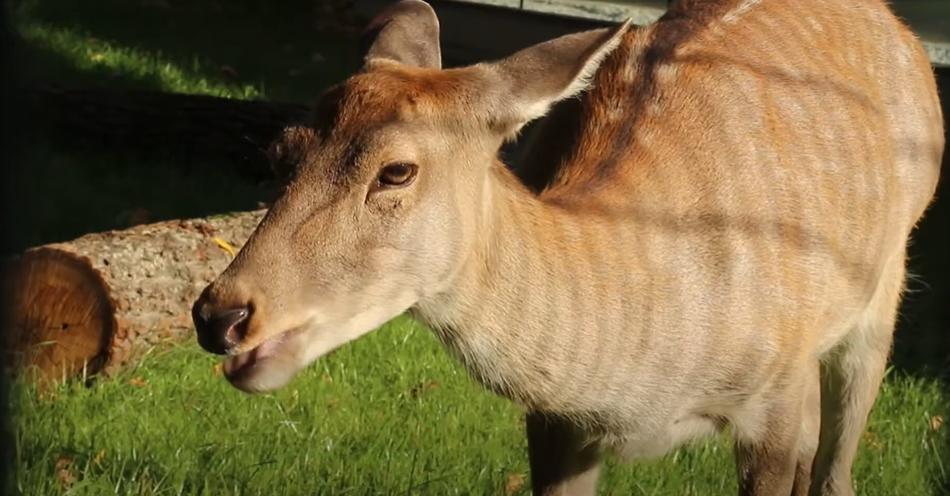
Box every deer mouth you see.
[221,326,307,393]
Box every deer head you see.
[191,0,630,393]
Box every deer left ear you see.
[476,19,632,136]
[359,0,442,71]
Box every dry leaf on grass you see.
[505,473,525,494]
[212,362,223,376]
[862,431,881,449]
[93,449,107,466]
[129,377,148,387]
[410,381,439,399]
[55,454,79,492]
[930,415,943,431]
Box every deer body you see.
[191,0,944,495]
[422,0,943,451]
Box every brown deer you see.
[190,0,945,494]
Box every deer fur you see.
[191,0,945,495]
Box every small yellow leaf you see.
[214,237,236,258]
[90,53,104,62]
[930,415,944,432]
[93,450,106,465]
[212,363,223,376]
[863,431,881,449]
[505,473,525,494]
[129,377,148,387]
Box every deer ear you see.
[479,20,631,135]
[359,0,442,70]
[267,126,313,186]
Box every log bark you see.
[1,210,267,383]
[29,84,311,182]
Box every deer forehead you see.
[320,66,483,129]
[277,67,486,174]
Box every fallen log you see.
[1,210,267,383]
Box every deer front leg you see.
[733,388,806,496]
[792,362,821,496]
[525,412,602,496]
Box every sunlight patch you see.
[17,22,263,99]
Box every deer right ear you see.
[267,126,313,186]
[359,0,442,71]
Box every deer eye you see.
[375,163,418,189]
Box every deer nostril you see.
[193,304,251,355]
[216,308,249,339]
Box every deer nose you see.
[192,302,251,355]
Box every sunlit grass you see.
[17,21,263,98]
[11,316,949,495]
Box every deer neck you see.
[411,159,624,413]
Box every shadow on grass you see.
[4,0,368,254]
[4,40,282,253]
[9,141,270,253]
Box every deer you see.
[190,0,945,494]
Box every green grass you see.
[9,317,949,495]
[17,20,264,100]
[7,0,950,494]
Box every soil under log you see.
[1,210,267,383]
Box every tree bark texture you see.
[29,84,310,183]
[1,210,266,383]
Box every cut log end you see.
[3,247,116,382]
[2,210,267,386]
